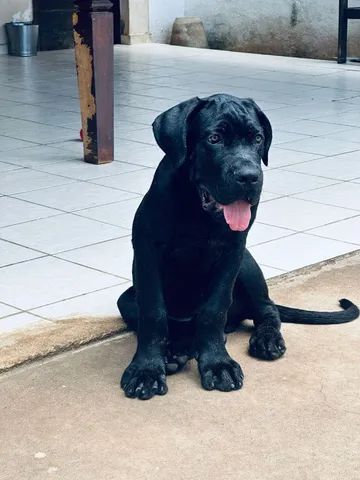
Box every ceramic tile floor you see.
[0,44,359,336]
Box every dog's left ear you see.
[152,96,203,167]
[246,99,272,166]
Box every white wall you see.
[149,0,184,43]
[0,0,33,53]
[184,0,360,59]
[149,0,360,59]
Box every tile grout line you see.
[11,281,129,321]
[0,235,132,276]
[261,190,360,212]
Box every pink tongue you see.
[221,200,251,231]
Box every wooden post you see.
[73,0,114,164]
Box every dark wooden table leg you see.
[73,0,114,164]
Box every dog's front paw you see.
[120,358,167,400]
[198,354,244,392]
[249,326,286,360]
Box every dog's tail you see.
[277,298,359,325]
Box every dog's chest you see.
[162,202,235,272]
[165,232,225,272]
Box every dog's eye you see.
[208,133,222,144]
[255,134,263,144]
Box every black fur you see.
[117,94,359,400]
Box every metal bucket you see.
[5,23,39,57]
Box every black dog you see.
[118,94,359,400]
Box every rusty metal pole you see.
[73,0,114,164]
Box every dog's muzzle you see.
[199,186,253,232]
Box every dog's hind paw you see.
[164,337,196,375]
[249,326,286,360]
[165,352,190,375]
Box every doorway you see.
[32,0,121,51]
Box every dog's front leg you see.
[196,247,244,392]
[238,250,286,360]
[121,240,168,400]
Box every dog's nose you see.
[236,169,259,185]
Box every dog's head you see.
[152,94,272,232]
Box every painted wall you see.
[0,0,33,53]
[149,0,360,60]
[149,0,184,43]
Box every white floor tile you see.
[264,107,308,126]
[92,168,155,195]
[0,303,20,319]
[256,197,358,230]
[0,313,52,334]
[14,182,137,212]
[47,140,83,154]
[49,139,163,168]
[0,239,43,267]
[279,119,351,136]
[0,214,127,254]
[316,110,360,128]
[272,130,310,145]
[259,191,282,203]
[116,93,176,111]
[323,127,360,144]
[279,137,360,156]
[0,118,77,144]
[116,126,156,145]
[263,169,338,195]
[57,237,133,278]
[38,97,81,114]
[258,265,286,279]
[247,222,295,247]
[0,162,23,172]
[115,108,159,126]
[113,119,151,132]
[115,145,163,168]
[0,197,61,228]
[0,169,74,195]
[269,103,357,123]
[0,87,75,106]
[112,138,155,153]
[31,283,130,320]
[0,256,120,310]
[0,104,81,129]
[295,182,360,210]
[268,148,322,169]
[2,145,83,167]
[249,233,356,271]
[77,197,142,229]
[0,134,37,152]
[128,86,197,102]
[309,215,360,245]
[34,159,143,181]
[284,151,360,181]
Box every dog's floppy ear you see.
[152,96,203,166]
[245,99,272,166]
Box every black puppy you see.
[118,94,358,400]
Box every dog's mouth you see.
[200,187,252,232]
